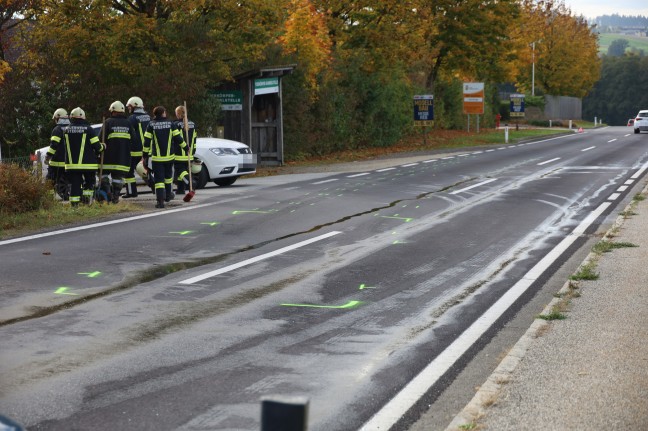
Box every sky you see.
[564,0,646,19]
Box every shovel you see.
[182,101,195,202]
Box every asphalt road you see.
[1,126,646,430]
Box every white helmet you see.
[136,160,148,179]
[109,101,126,113]
[127,96,144,109]
[52,108,68,120]
[70,107,85,119]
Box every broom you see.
[94,116,106,203]
[182,101,195,202]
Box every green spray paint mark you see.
[380,216,414,222]
[55,287,79,296]
[281,300,362,309]
[78,271,102,278]
[201,222,220,226]
[359,284,376,290]
[170,231,194,235]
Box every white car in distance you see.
[634,110,648,134]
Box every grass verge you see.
[0,201,144,240]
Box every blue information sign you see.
[414,95,434,126]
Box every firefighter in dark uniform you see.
[143,106,186,208]
[44,108,71,200]
[173,105,197,195]
[99,101,133,203]
[124,96,150,198]
[63,107,104,206]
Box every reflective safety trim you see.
[49,161,65,167]
[83,190,94,196]
[151,155,175,162]
[164,178,173,184]
[51,136,61,143]
[108,132,131,140]
[124,177,136,183]
[155,182,165,189]
[70,196,81,203]
[47,147,57,155]
[65,164,99,170]
[101,164,130,172]
[178,171,188,180]
[130,151,143,157]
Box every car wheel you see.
[193,165,209,189]
[214,176,237,187]
[635,128,640,134]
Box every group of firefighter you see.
[44,96,197,209]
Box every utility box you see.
[214,65,295,166]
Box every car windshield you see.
[638,112,648,118]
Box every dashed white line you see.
[347,173,371,178]
[179,231,343,285]
[608,139,617,143]
[625,180,635,185]
[442,156,455,160]
[537,157,561,166]
[401,163,419,167]
[450,178,498,195]
[631,162,648,179]
[376,167,397,172]
[312,179,339,185]
[608,193,621,201]
[422,159,437,163]
[617,186,629,192]
[581,146,595,152]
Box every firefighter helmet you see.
[70,107,85,119]
[136,160,148,179]
[126,96,144,109]
[109,101,126,113]
[52,108,68,120]
[191,160,203,174]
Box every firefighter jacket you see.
[63,118,103,171]
[100,114,133,172]
[47,118,71,168]
[173,118,197,162]
[143,117,186,163]
[127,108,151,158]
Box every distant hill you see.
[597,33,648,56]
[592,14,648,29]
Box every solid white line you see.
[312,179,339,185]
[347,173,371,178]
[581,146,595,152]
[450,178,498,195]
[0,198,244,246]
[361,201,611,430]
[377,167,397,172]
[608,139,617,143]
[608,193,621,201]
[178,231,342,285]
[537,157,561,166]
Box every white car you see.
[634,110,648,134]
[192,137,257,188]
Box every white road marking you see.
[0,197,246,246]
[450,178,498,195]
[625,180,635,185]
[608,139,617,143]
[312,179,339,185]
[608,193,621,201]
[178,231,342,285]
[442,156,455,160]
[401,163,419,167]
[376,167,397,172]
[581,146,595,152]
[631,162,648,179]
[347,173,371,178]
[422,159,437,163]
[360,201,611,430]
[617,186,629,192]
[537,157,561,166]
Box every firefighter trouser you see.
[174,160,190,194]
[101,170,126,203]
[47,166,68,200]
[152,161,173,203]
[67,170,96,206]
[124,156,140,197]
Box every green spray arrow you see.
[359,284,376,290]
[78,271,102,278]
[55,287,79,296]
[280,300,363,309]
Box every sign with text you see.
[413,95,434,126]
[463,82,484,115]
[510,93,525,117]
[212,90,243,111]
[254,77,279,95]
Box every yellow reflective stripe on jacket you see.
[66,164,99,170]
[101,164,130,172]
[50,135,61,143]
[108,132,131,140]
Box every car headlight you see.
[209,148,240,156]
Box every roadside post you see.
[413,95,434,146]
[463,82,484,133]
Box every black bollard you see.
[261,395,309,431]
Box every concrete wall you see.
[544,95,582,120]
